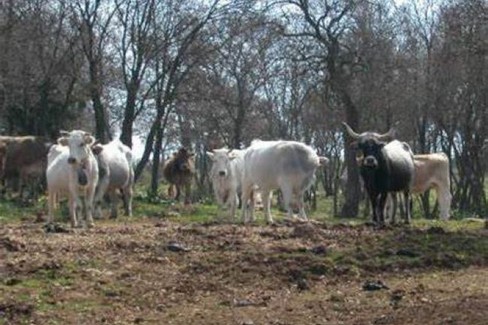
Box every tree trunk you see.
[149,125,164,197]
[120,84,138,148]
[134,119,158,183]
[89,63,111,143]
[340,93,361,218]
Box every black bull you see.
[342,123,415,225]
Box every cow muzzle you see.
[363,156,378,168]
[68,157,76,164]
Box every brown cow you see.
[162,147,195,204]
[0,136,52,199]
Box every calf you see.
[46,130,99,228]
[92,139,134,219]
[162,147,195,204]
[207,148,245,219]
[343,122,415,225]
[240,140,321,223]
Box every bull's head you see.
[342,122,396,169]
[342,122,396,143]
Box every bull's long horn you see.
[59,130,70,136]
[342,122,360,139]
[377,128,396,141]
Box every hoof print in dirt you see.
[167,241,190,252]
[362,280,389,291]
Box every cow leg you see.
[240,183,253,223]
[369,192,379,224]
[85,186,96,228]
[167,185,174,199]
[262,189,273,224]
[175,184,181,202]
[48,191,56,224]
[280,183,294,220]
[122,186,133,217]
[109,190,119,219]
[296,188,308,221]
[436,186,451,220]
[377,193,388,226]
[229,189,238,220]
[68,195,79,228]
[184,182,191,205]
[385,193,397,225]
[403,191,411,224]
[94,175,110,219]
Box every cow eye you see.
[79,143,85,147]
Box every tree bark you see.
[149,124,164,197]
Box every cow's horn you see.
[377,128,396,141]
[60,130,70,136]
[342,122,360,140]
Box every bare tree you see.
[132,0,223,193]
[70,0,117,143]
[114,0,158,148]
[0,0,87,137]
[277,0,362,217]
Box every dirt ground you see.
[1,217,487,325]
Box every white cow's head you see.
[207,148,237,178]
[58,130,96,185]
[58,130,96,165]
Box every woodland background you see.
[0,0,486,218]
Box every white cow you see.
[207,148,245,219]
[241,140,322,223]
[46,130,99,228]
[92,139,134,219]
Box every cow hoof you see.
[373,223,386,230]
[87,222,95,228]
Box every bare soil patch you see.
[1,219,487,324]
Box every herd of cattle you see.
[0,124,452,228]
